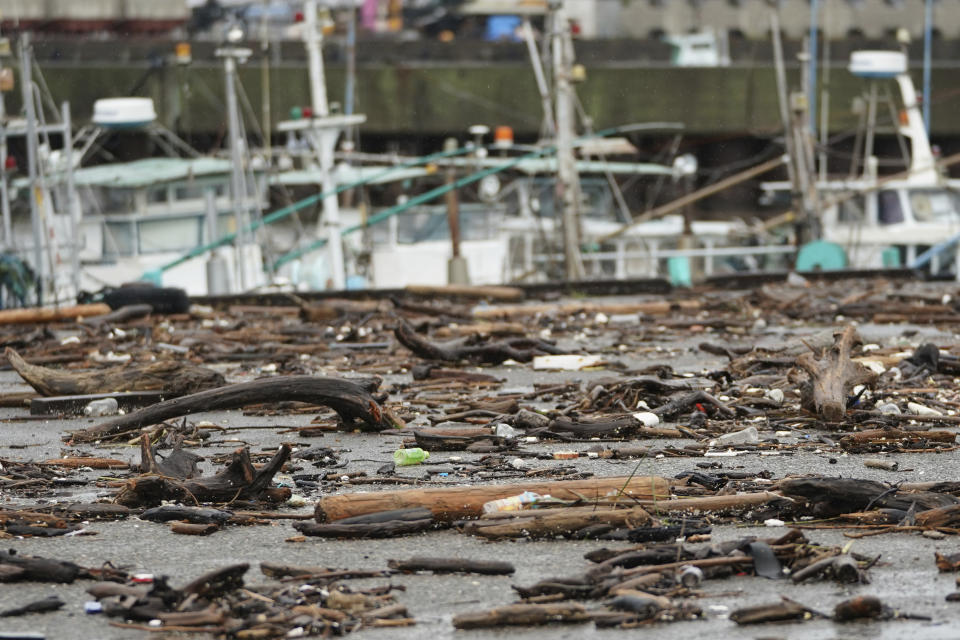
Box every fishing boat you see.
[759,49,960,275]
[263,1,774,290]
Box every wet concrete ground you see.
[2,315,960,639]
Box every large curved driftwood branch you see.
[5,347,224,397]
[796,325,876,421]
[67,375,398,443]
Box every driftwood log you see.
[729,599,814,625]
[115,445,291,507]
[471,299,700,321]
[0,550,82,583]
[394,318,565,365]
[780,477,958,517]
[80,304,154,327]
[839,428,956,450]
[6,347,224,398]
[796,326,877,421]
[453,603,591,629]
[387,557,515,575]
[404,284,524,301]
[314,476,670,523]
[546,417,684,439]
[294,508,434,538]
[68,376,398,443]
[462,505,651,540]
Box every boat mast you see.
[922,0,933,133]
[20,33,46,304]
[550,0,584,281]
[0,35,11,250]
[304,0,345,291]
[217,42,254,292]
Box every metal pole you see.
[923,0,933,133]
[819,21,830,183]
[345,7,356,119]
[260,6,271,163]
[808,0,819,135]
[304,0,329,117]
[523,16,555,139]
[304,0,344,289]
[552,1,584,281]
[224,52,249,292]
[62,101,80,298]
[20,33,44,304]
[863,82,878,177]
[771,12,798,189]
[0,71,10,248]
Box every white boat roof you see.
[272,157,673,187]
[70,157,234,188]
[16,158,236,191]
[451,157,675,176]
[272,165,431,186]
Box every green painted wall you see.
[22,62,960,139]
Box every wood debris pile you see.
[3,277,960,634]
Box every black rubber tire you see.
[102,285,190,314]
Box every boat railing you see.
[519,240,797,282]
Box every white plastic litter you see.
[765,388,785,405]
[708,425,758,447]
[83,398,119,417]
[532,354,604,370]
[632,411,660,427]
[908,402,942,416]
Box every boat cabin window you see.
[838,195,866,223]
[910,190,960,223]
[878,190,904,225]
[175,184,206,201]
[527,178,614,220]
[103,221,135,258]
[392,205,502,244]
[147,187,168,204]
[139,217,202,253]
[173,183,227,201]
[101,187,137,214]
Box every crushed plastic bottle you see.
[83,397,119,417]
[708,425,759,447]
[764,388,785,405]
[393,447,430,466]
[482,491,544,514]
[877,403,901,415]
[495,424,521,438]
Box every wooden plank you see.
[0,303,111,325]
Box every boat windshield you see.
[373,204,505,244]
[909,189,960,223]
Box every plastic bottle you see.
[495,424,521,438]
[708,425,758,447]
[482,491,544,514]
[83,397,119,417]
[393,447,430,466]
